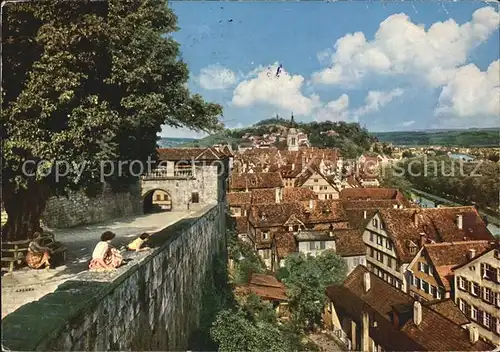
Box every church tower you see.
[287,113,298,151]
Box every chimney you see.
[275,188,281,204]
[419,233,426,247]
[309,199,314,209]
[468,326,479,344]
[468,248,476,259]
[363,210,367,219]
[456,214,463,230]
[413,211,419,227]
[363,272,371,292]
[413,301,422,326]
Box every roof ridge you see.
[425,240,490,248]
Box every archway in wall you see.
[143,189,173,214]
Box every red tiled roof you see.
[283,188,317,202]
[422,240,491,290]
[333,229,365,256]
[235,217,248,235]
[249,200,348,228]
[229,172,283,190]
[327,266,493,351]
[342,200,404,209]
[237,273,288,301]
[274,232,297,259]
[251,189,276,204]
[377,207,494,262]
[399,303,492,351]
[340,188,406,202]
[227,192,252,206]
[423,299,469,326]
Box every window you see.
[458,276,467,290]
[385,240,392,250]
[430,285,436,297]
[395,280,401,289]
[370,248,375,257]
[314,179,318,183]
[418,262,424,272]
[191,192,199,203]
[309,241,315,250]
[483,287,492,303]
[372,218,378,228]
[422,280,429,294]
[377,236,384,246]
[387,256,393,268]
[481,263,497,282]
[436,289,442,299]
[409,246,416,255]
[415,277,421,288]
[496,318,500,336]
[428,266,433,276]
[470,282,480,296]
[262,249,271,260]
[370,233,374,242]
[458,298,465,312]
[483,312,491,329]
[376,251,383,262]
[320,241,326,250]
[495,292,500,308]
[471,306,478,321]
[262,232,269,240]
[464,302,471,317]
[156,194,161,201]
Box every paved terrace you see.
[1,207,203,318]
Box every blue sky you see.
[161,1,499,138]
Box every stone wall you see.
[141,159,229,211]
[41,183,142,229]
[2,203,226,351]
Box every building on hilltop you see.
[323,266,494,351]
[406,240,492,302]
[141,147,230,211]
[453,242,500,345]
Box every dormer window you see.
[372,218,379,228]
[262,232,269,240]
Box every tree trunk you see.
[2,183,50,242]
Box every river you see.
[409,189,500,237]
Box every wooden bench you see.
[1,233,68,272]
[1,239,31,273]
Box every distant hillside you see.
[181,119,377,158]
[374,129,500,147]
[158,137,197,148]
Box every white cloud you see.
[315,94,350,121]
[354,88,404,117]
[435,60,500,118]
[160,125,209,139]
[312,6,500,87]
[198,64,237,90]
[232,63,321,115]
[402,120,415,128]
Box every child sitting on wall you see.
[126,233,152,252]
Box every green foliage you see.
[397,156,500,213]
[374,129,500,147]
[2,1,222,240]
[379,163,413,198]
[280,251,347,331]
[211,294,314,352]
[211,309,289,352]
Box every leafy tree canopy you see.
[279,251,347,331]
[1,1,223,241]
